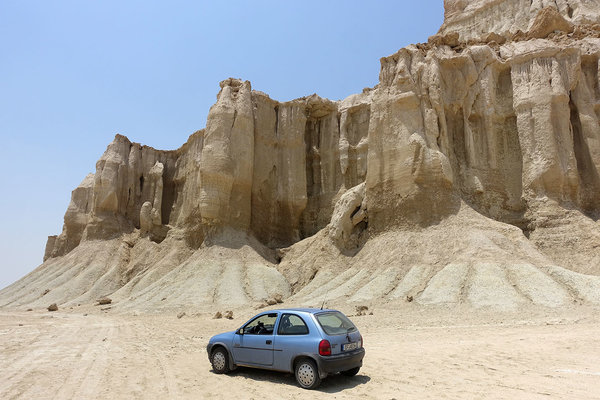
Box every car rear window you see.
[315,312,357,335]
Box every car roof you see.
[266,308,339,315]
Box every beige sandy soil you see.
[1,306,599,400]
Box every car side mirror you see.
[237,328,244,335]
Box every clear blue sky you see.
[0,1,443,289]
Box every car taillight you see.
[319,339,331,356]
[360,335,363,348]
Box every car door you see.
[232,313,278,366]
[272,313,311,371]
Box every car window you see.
[277,314,309,335]
[243,313,278,335]
[315,312,357,335]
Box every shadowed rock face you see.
[6,0,600,309]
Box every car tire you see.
[341,367,360,377]
[210,347,231,374]
[295,358,321,389]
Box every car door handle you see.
[266,340,272,345]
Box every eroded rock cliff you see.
[440,0,600,41]
[3,0,600,311]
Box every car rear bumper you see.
[316,348,365,374]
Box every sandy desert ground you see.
[1,305,599,400]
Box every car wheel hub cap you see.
[213,352,226,370]
[298,364,315,386]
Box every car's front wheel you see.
[295,358,321,389]
[210,347,231,374]
[341,366,360,377]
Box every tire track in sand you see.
[52,316,116,399]
[136,321,181,399]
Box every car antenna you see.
[320,295,326,310]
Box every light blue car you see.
[207,308,365,389]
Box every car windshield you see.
[315,312,357,335]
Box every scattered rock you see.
[355,305,369,316]
[47,303,58,312]
[26,308,32,312]
[161,297,167,301]
[177,312,186,319]
[18,323,23,326]
[97,298,112,305]
[266,298,278,306]
[42,289,50,296]
[212,310,233,319]
[274,293,283,303]
[406,295,414,303]
[100,306,111,311]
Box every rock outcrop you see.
[2,0,600,311]
[440,0,600,41]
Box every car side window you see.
[243,313,278,335]
[277,313,309,335]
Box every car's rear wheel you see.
[341,366,360,377]
[211,347,231,374]
[295,358,321,389]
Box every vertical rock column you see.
[140,161,164,234]
[301,97,343,237]
[367,49,454,230]
[276,103,308,243]
[251,94,308,247]
[569,54,600,210]
[46,173,95,258]
[199,78,254,229]
[510,50,580,202]
[84,135,135,240]
[92,135,131,215]
[339,103,370,189]
[436,46,524,223]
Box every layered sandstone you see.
[2,1,600,310]
[440,0,600,41]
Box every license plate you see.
[342,342,359,351]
